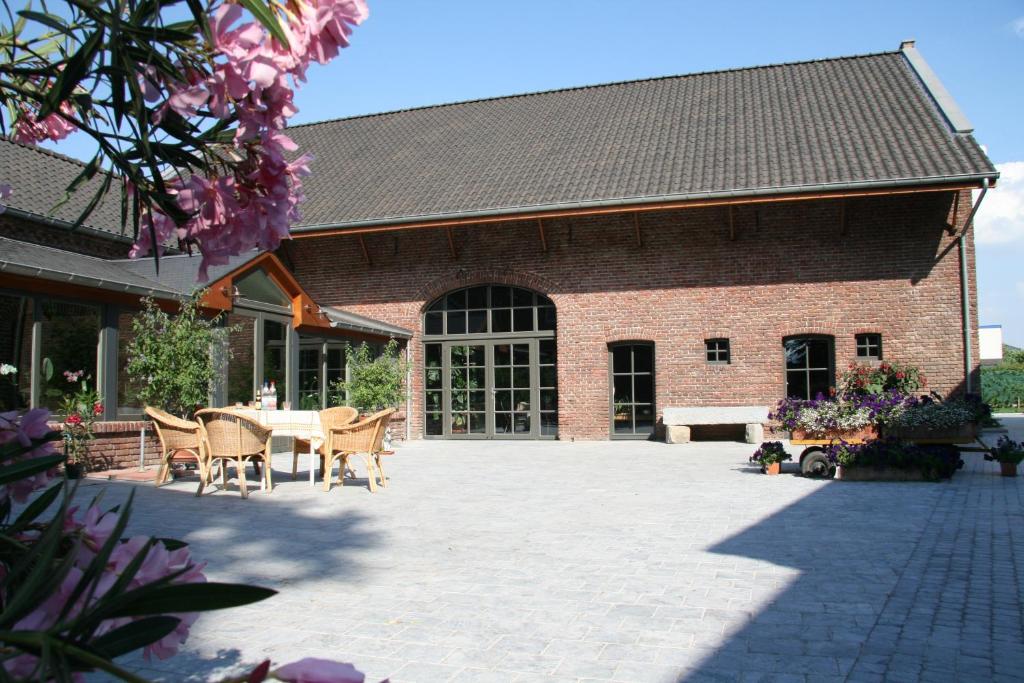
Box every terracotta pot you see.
[1000,462,1018,477]
[791,425,878,442]
[765,462,781,475]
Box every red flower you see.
[895,372,905,380]
[93,402,104,416]
[880,363,890,372]
[65,413,82,426]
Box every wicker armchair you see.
[145,407,204,489]
[369,409,394,488]
[194,409,274,498]
[323,408,395,493]
[291,406,358,480]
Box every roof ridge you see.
[287,49,902,130]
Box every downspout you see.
[405,342,412,441]
[959,179,989,393]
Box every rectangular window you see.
[0,293,32,411]
[705,338,730,364]
[39,301,101,412]
[784,336,834,400]
[855,333,882,360]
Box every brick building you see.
[0,42,1000,446]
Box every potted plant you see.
[750,441,791,475]
[772,395,880,442]
[882,395,987,442]
[329,338,408,445]
[59,370,103,478]
[986,436,1024,477]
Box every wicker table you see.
[230,409,323,487]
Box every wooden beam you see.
[446,227,457,259]
[633,213,642,247]
[357,235,372,265]
[291,182,983,240]
[948,191,961,235]
[728,206,735,241]
[537,219,547,252]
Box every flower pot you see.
[65,463,83,480]
[1000,462,1018,477]
[790,425,878,443]
[835,465,844,480]
[765,462,781,475]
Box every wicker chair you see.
[369,409,394,488]
[145,407,205,490]
[194,409,274,498]
[323,408,395,493]
[291,406,358,480]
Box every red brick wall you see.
[49,421,162,471]
[289,191,978,441]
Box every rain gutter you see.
[0,260,182,299]
[290,173,998,236]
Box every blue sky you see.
[49,0,1024,343]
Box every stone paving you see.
[84,417,1024,683]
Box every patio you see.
[85,419,1024,683]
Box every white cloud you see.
[1013,17,1024,37]
[974,161,1024,245]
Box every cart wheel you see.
[800,449,834,478]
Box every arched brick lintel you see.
[415,268,563,313]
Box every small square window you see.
[855,333,882,360]
[705,339,730,364]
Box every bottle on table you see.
[269,381,278,410]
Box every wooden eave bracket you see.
[946,191,961,235]
[358,235,372,265]
[538,219,548,252]
[446,227,458,259]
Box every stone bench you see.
[663,406,769,444]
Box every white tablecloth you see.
[231,409,323,486]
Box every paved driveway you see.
[87,418,1024,682]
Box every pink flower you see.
[275,658,366,683]
[65,413,82,426]
[12,102,77,144]
[93,402,104,416]
[0,409,59,503]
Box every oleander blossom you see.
[0,408,59,503]
[11,101,78,145]
[129,0,367,279]
[275,657,366,683]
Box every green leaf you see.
[107,583,277,618]
[40,28,103,118]
[10,480,64,532]
[17,9,69,32]
[89,616,181,658]
[237,0,289,47]
[0,454,65,486]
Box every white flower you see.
[0,363,17,376]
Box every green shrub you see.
[981,367,1024,410]
[329,338,407,411]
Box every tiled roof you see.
[0,137,128,238]
[114,252,262,294]
[286,47,996,232]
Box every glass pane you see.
[227,314,256,405]
[537,294,554,307]
[447,311,466,335]
[39,301,100,412]
[467,286,488,309]
[451,367,468,388]
[809,370,832,399]
[491,287,512,307]
[492,309,511,333]
[541,412,558,436]
[469,390,486,411]
[808,340,830,369]
[512,308,533,332]
[513,367,530,388]
[512,288,533,307]
[468,310,488,334]
[613,346,631,374]
[425,343,442,367]
[784,339,807,369]
[494,344,511,366]
[469,412,486,434]
[635,405,654,435]
[495,413,512,434]
[426,412,442,435]
[539,366,556,387]
[425,311,443,335]
[513,344,530,366]
[451,392,467,410]
[538,306,556,331]
[513,413,531,433]
[539,339,556,365]
[494,367,511,388]
[425,366,442,389]
[425,391,442,412]
[469,345,485,366]
[614,405,633,433]
[786,370,807,399]
[633,345,653,373]
[451,345,468,366]
[234,268,290,306]
[513,390,530,410]
[327,348,344,370]
[541,389,557,411]
[299,348,319,370]
[468,368,485,389]
[634,374,653,403]
[263,320,287,401]
[116,310,143,414]
[613,375,633,402]
[451,413,469,433]
[495,390,511,411]
[446,289,467,310]
[1,295,32,412]
[428,298,444,312]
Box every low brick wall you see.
[49,420,162,472]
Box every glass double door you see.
[432,339,555,439]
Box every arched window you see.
[422,285,556,439]
[784,335,835,399]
